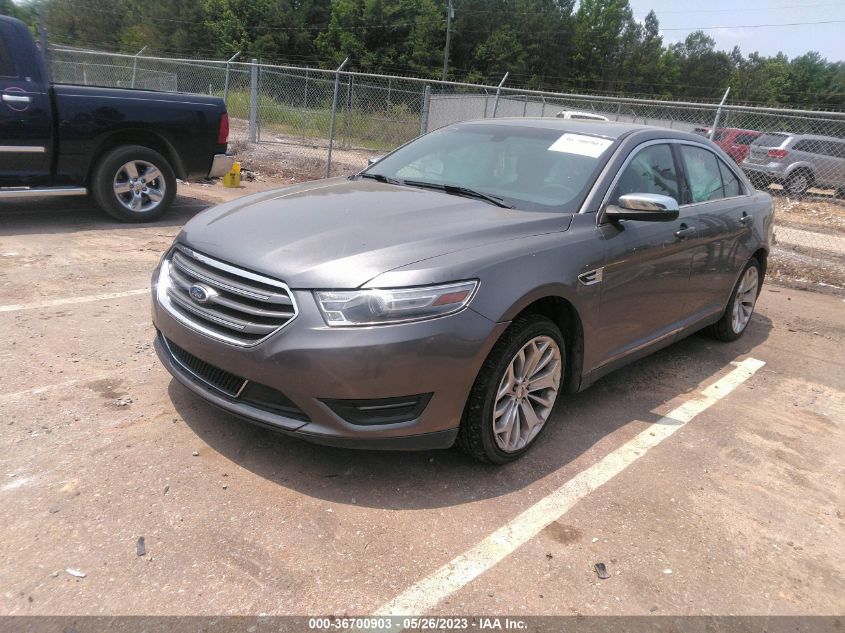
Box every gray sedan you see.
[151,119,773,463]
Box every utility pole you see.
[442,0,453,81]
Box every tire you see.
[91,145,176,222]
[457,314,565,464]
[785,169,812,196]
[748,174,771,190]
[704,258,762,342]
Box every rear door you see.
[593,141,697,367]
[677,142,753,318]
[0,20,53,187]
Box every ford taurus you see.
[152,119,773,463]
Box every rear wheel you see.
[92,145,176,222]
[704,259,761,342]
[785,169,812,196]
[457,314,564,464]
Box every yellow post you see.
[222,161,241,188]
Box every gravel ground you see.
[0,185,843,621]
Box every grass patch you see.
[224,90,420,151]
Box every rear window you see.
[734,134,759,145]
[753,133,789,148]
[793,139,825,154]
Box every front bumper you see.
[152,280,507,451]
[208,154,235,178]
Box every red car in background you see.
[693,127,762,164]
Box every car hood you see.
[178,178,573,288]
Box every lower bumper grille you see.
[162,336,310,422]
[166,337,246,397]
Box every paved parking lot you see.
[1,188,844,617]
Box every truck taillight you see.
[217,113,229,145]
[768,148,788,159]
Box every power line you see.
[660,19,845,31]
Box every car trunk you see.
[746,132,790,165]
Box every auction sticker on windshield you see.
[548,133,614,157]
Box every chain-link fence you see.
[48,47,845,282]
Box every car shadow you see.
[172,312,773,511]
[0,190,212,236]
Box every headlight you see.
[155,256,172,304]
[314,281,478,326]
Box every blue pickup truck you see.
[0,15,233,221]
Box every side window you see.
[680,145,725,203]
[0,34,18,78]
[613,144,680,203]
[831,142,845,159]
[718,160,741,197]
[794,139,825,155]
[735,134,758,146]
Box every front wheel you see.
[457,314,565,464]
[704,259,761,342]
[91,145,176,222]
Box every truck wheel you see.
[92,145,176,222]
[457,314,565,464]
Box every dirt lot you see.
[1,184,844,623]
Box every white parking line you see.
[0,289,147,313]
[375,357,766,617]
[0,364,156,403]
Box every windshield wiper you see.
[401,180,513,209]
[358,172,401,185]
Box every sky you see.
[627,0,845,61]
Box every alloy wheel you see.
[113,160,166,213]
[787,174,809,195]
[492,335,562,453]
[731,266,759,334]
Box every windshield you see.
[364,123,615,212]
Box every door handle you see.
[740,213,754,226]
[674,224,696,239]
[2,94,32,104]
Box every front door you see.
[593,141,696,368]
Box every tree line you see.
[2,0,843,107]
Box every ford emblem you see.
[189,284,215,304]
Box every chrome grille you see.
[160,245,297,346]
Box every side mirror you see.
[367,156,384,166]
[605,193,679,222]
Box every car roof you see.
[454,117,708,143]
[785,133,845,142]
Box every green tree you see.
[572,0,633,92]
